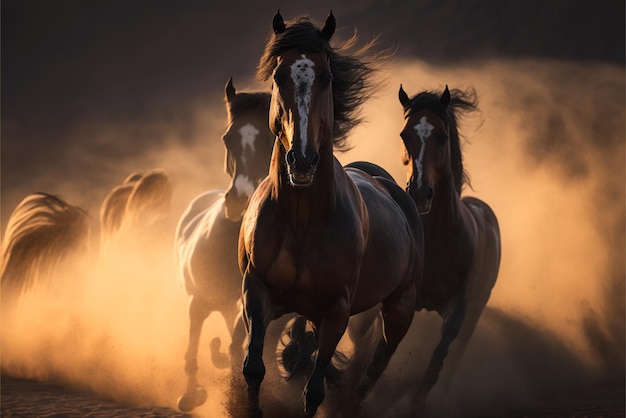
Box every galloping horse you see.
[99,168,173,256]
[239,11,423,417]
[175,78,275,412]
[1,192,91,305]
[397,85,501,404]
[2,167,173,303]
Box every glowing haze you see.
[1,56,624,417]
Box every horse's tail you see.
[1,192,91,301]
[276,316,349,386]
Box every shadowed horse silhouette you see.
[1,193,91,308]
[396,85,501,407]
[238,11,423,417]
[100,168,173,256]
[1,167,173,306]
[175,78,275,412]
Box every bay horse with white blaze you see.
[175,78,274,412]
[239,11,423,417]
[398,85,501,405]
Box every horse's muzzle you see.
[407,182,434,214]
[286,149,319,187]
[224,192,248,222]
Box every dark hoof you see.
[177,386,208,412]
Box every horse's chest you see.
[419,235,474,310]
[264,231,349,305]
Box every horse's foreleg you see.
[358,288,415,397]
[420,292,467,401]
[242,269,273,417]
[303,297,350,417]
[229,302,247,367]
[177,295,211,412]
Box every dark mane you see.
[257,16,387,151]
[226,91,271,123]
[403,87,479,193]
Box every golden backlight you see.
[1,58,623,417]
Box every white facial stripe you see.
[413,116,434,188]
[234,174,255,198]
[239,123,260,169]
[290,54,315,155]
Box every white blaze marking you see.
[290,54,315,155]
[413,116,434,188]
[239,123,259,168]
[234,174,255,198]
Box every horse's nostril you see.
[311,152,320,166]
[426,187,434,200]
[286,149,296,166]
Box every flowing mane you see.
[257,16,387,151]
[402,87,478,193]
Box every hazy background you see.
[2,1,624,417]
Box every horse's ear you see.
[440,85,451,110]
[273,9,286,34]
[399,84,410,108]
[225,77,236,101]
[321,10,335,41]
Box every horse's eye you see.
[320,71,333,87]
[273,71,286,87]
[437,133,448,145]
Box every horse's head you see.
[399,85,452,214]
[267,10,336,187]
[223,78,273,221]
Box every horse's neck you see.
[424,173,464,233]
[271,145,337,226]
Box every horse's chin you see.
[288,171,315,187]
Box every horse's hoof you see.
[177,386,208,412]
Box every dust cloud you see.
[1,58,624,418]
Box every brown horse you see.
[175,78,275,412]
[397,85,501,406]
[239,11,423,417]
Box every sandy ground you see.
[2,374,624,418]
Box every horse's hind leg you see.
[229,304,247,366]
[178,295,211,412]
[303,298,350,417]
[357,288,415,397]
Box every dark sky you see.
[1,0,624,219]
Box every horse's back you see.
[346,167,422,313]
[176,190,225,244]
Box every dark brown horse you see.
[238,11,423,417]
[175,78,275,412]
[397,85,501,406]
